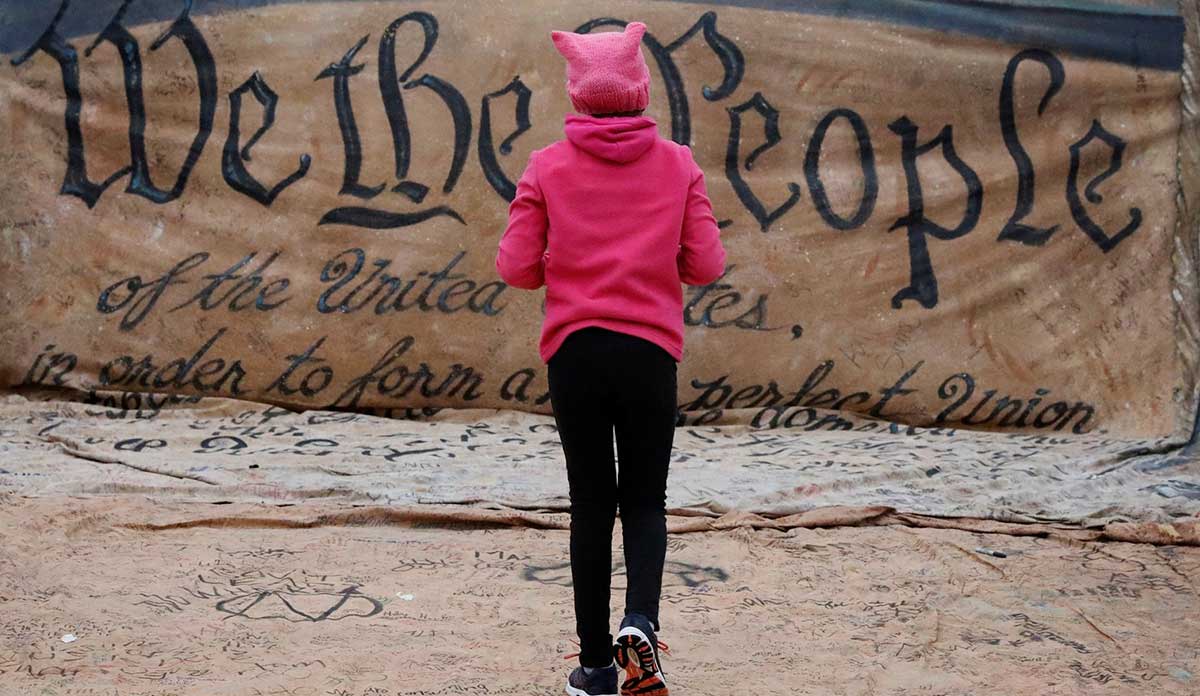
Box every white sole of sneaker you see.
[565,684,617,696]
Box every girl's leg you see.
[612,336,677,633]
[547,329,619,668]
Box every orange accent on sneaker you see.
[620,672,668,696]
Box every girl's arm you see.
[678,150,726,286]
[495,151,549,289]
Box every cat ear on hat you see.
[623,21,647,44]
[550,30,580,60]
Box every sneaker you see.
[564,663,618,696]
[613,613,671,696]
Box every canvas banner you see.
[1,0,1195,437]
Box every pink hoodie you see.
[495,114,726,363]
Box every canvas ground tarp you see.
[4,392,1200,531]
[1,391,1198,695]
[3,494,1199,695]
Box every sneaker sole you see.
[613,627,667,696]
[565,685,617,696]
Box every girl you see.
[495,20,726,696]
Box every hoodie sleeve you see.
[495,150,549,290]
[677,149,727,286]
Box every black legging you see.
[547,326,677,668]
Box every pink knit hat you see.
[550,22,651,115]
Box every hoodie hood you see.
[564,114,658,163]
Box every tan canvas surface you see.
[0,0,1196,436]
[3,393,1199,529]
[1,495,1197,695]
